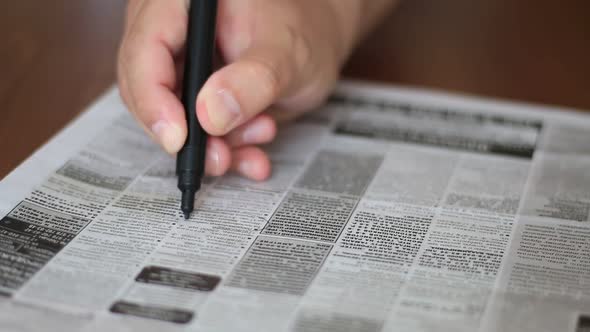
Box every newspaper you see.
[1,81,590,332]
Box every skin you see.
[118,0,397,180]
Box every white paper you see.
[1,81,590,332]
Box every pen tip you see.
[180,188,196,220]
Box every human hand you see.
[118,0,395,180]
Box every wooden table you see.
[1,0,589,178]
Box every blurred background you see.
[1,0,589,177]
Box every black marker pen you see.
[177,0,218,219]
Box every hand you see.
[118,0,395,180]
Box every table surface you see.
[1,0,589,178]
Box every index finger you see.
[118,0,188,154]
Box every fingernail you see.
[207,146,221,174]
[207,89,242,132]
[238,160,253,175]
[152,120,184,154]
[242,121,267,144]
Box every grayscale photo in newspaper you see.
[1,81,589,332]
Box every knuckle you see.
[116,51,133,108]
[133,96,151,117]
[284,25,312,73]
[247,58,282,99]
[118,40,136,71]
[116,45,129,78]
[117,48,136,98]
[118,87,131,109]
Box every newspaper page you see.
[1,81,589,332]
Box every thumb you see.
[195,23,318,136]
